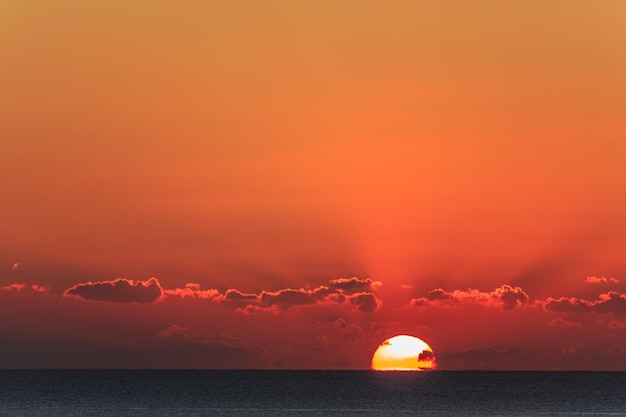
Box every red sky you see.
[1,0,626,370]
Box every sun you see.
[371,335,437,371]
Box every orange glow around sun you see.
[371,335,437,371]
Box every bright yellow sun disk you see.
[371,335,437,371]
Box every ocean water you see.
[0,370,625,416]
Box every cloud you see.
[260,288,317,307]
[253,287,381,313]
[561,344,626,361]
[542,297,594,313]
[608,320,626,330]
[328,277,381,293]
[64,278,164,303]
[330,318,363,339]
[437,346,518,369]
[163,283,219,299]
[2,283,26,291]
[347,292,382,312]
[163,277,381,314]
[203,277,381,314]
[418,350,436,363]
[547,318,582,327]
[585,276,619,284]
[30,284,50,293]
[151,326,269,368]
[153,324,195,341]
[220,289,259,302]
[543,291,626,316]
[494,285,530,310]
[409,285,529,310]
[608,320,626,329]
[235,304,280,315]
[594,292,626,316]
[1,283,49,293]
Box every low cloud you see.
[64,278,164,303]
[219,289,258,302]
[409,285,529,310]
[561,344,626,361]
[2,283,26,291]
[153,324,195,341]
[330,318,363,339]
[547,318,582,327]
[608,321,626,330]
[328,277,381,293]
[163,283,218,299]
[543,291,626,316]
[438,346,518,369]
[235,304,280,315]
[152,325,269,368]
[585,276,619,284]
[165,277,382,314]
[2,283,50,293]
[61,276,383,315]
[260,289,317,308]
[347,292,382,312]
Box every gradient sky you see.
[1,0,626,370]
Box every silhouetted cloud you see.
[561,344,626,361]
[543,291,626,316]
[409,285,529,310]
[547,318,582,327]
[419,350,436,362]
[585,276,619,284]
[163,283,218,299]
[153,324,195,341]
[206,278,382,313]
[260,288,317,307]
[165,277,381,314]
[235,304,279,315]
[594,292,626,316]
[309,285,336,300]
[347,292,382,312]
[328,277,381,293]
[151,325,269,368]
[64,278,164,303]
[330,318,363,339]
[542,297,594,313]
[221,289,258,301]
[438,346,518,369]
[495,285,530,310]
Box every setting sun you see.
[371,335,437,371]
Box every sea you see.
[0,370,625,416]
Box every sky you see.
[1,0,626,370]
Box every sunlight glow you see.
[371,335,437,371]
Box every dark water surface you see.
[1,370,625,416]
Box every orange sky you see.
[1,0,626,370]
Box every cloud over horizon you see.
[409,285,530,310]
[163,277,382,314]
[64,278,164,303]
[585,276,619,284]
[2,283,50,293]
[151,324,268,368]
[543,291,626,316]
